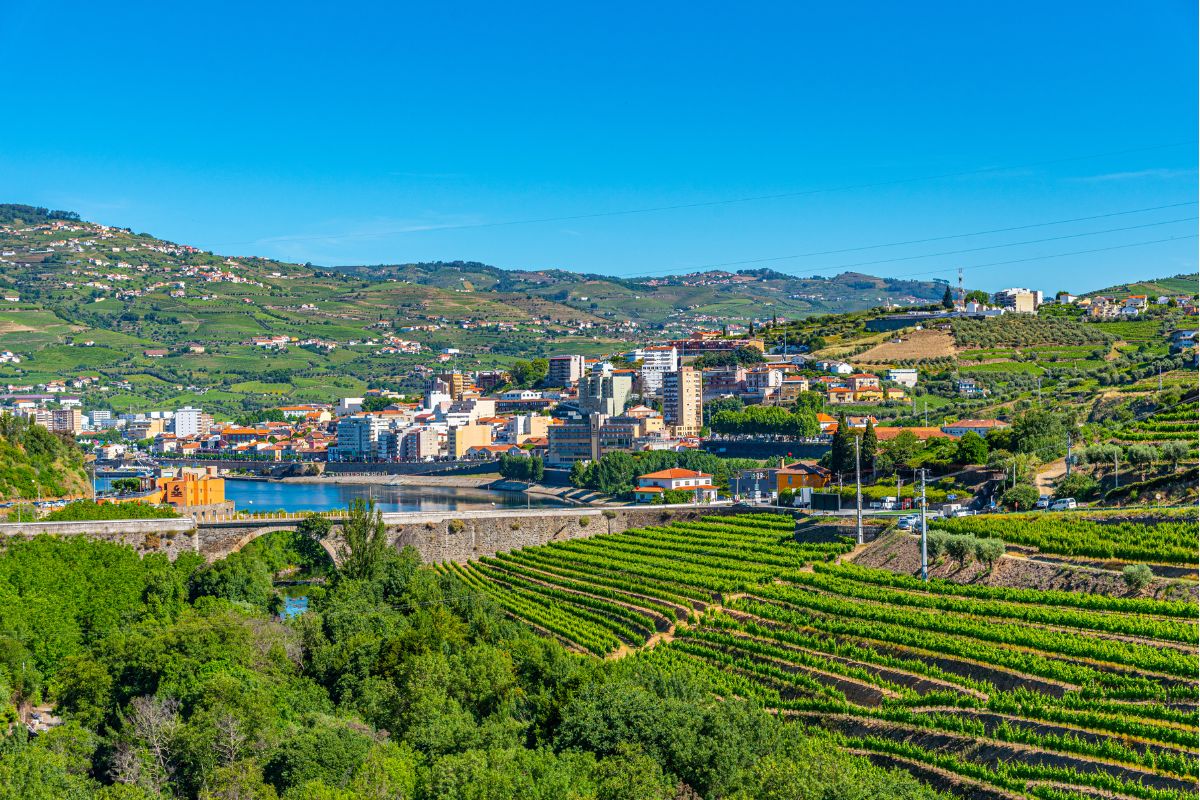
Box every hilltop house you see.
[634,468,717,503]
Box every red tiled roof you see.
[639,468,711,480]
[874,426,953,441]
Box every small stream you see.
[278,582,315,619]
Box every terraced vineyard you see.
[441,512,1200,800]
[1114,406,1200,452]
[932,509,1199,565]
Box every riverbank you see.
[230,472,606,507]
[221,477,568,514]
[268,474,499,488]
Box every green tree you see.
[1001,484,1040,511]
[792,391,824,415]
[49,656,112,730]
[594,744,673,800]
[336,499,390,582]
[860,419,877,474]
[954,431,988,464]
[189,552,276,610]
[941,285,954,309]
[111,477,143,494]
[1054,472,1098,500]
[360,396,393,412]
[1122,563,1154,592]
[1159,440,1189,470]
[1126,444,1157,479]
[973,537,1005,569]
[568,460,591,488]
[703,395,744,424]
[1010,409,1069,457]
[876,430,920,476]
[829,414,853,478]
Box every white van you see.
[1049,498,1077,511]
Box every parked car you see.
[1034,495,1051,509]
[897,516,917,530]
[1049,498,1077,511]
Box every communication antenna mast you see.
[957,267,964,306]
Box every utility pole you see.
[854,435,863,545]
[1158,365,1162,391]
[1065,433,1072,477]
[1113,451,1119,491]
[923,401,928,427]
[919,469,928,582]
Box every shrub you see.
[447,519,465,534]
[973,537,1006,568]
[1001,484,1040,511]
[43,500,179,521]
[579,516,590,527]
[945,534,974,565]
[1122,563,1154,592]
[925,531,946,560]
[1054,473,1098,500]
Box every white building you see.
[633,468,717,503]
[336,397,364,415]
[334,415,388,460]
[885,368,919,388]
[636,345,679,394]
[547,354,586,387]
[173,406,211,437]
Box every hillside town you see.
[9,278,1195,515]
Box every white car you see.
[1034,495,1051,509]
[1049,498,1077,511]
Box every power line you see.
[630,210,1198,277]
[207,141,1197,248]
[889,233,1198,281]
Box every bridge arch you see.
[223,525,341,566]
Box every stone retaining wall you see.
[0,518,200,560]
[0,505,792,565]
[385,504,758,563]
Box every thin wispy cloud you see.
[1073,167,1196,183]
[212,214,485,250]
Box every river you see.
[223,479,563,514]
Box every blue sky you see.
[1,1,1195,292]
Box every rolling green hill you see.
[0,203,1192,419]
[1082,273,1199,298]
[0,414,88,501]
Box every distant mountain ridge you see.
[328,260,954,321]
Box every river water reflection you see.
[223,479,561,514]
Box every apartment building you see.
[578,370,633,417]
[173,406,213,437]
[547,354,586,387]
[663,366,703,437]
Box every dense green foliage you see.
[569,451,759,497]
[690,346,766,369]
[709,405,818,438]
[932,509,1198,564]
[43,501,179,521]
[497,453,544,482]
[456,513,1200,800]
[0,415,88,501]
[0,525,952,799]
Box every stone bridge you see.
[0,505,773,565]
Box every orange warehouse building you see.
[155,474,226,507]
